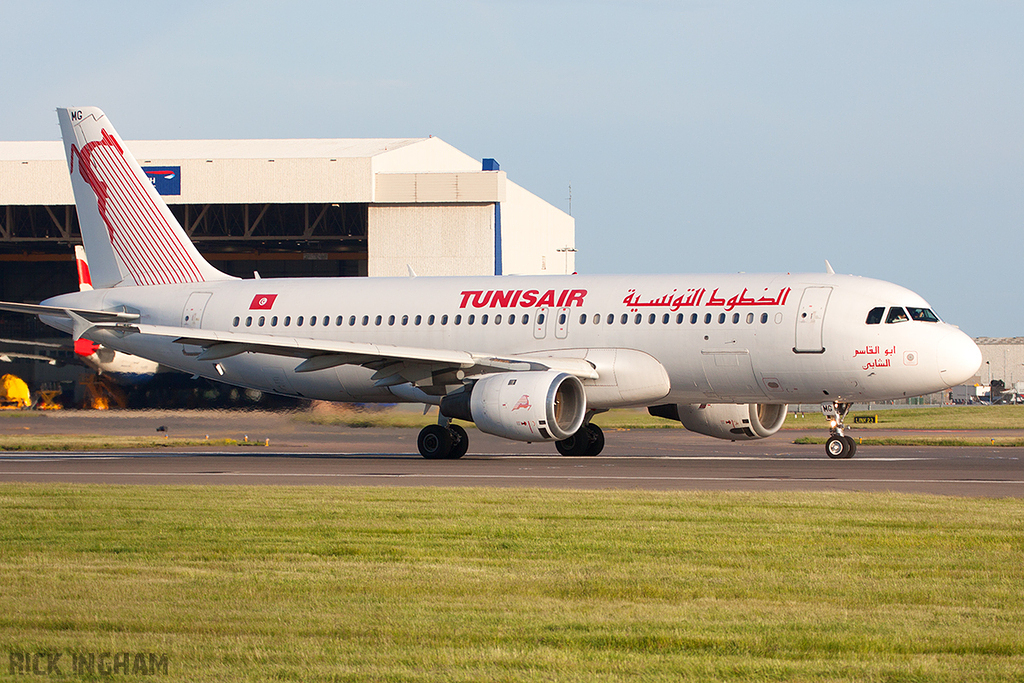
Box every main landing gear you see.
[417,421,469,459]
[555,423,605,457]
[415,420,607,458]
[822,401,857,459]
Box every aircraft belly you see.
[699,350,770,401]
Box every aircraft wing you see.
[100,323,600,386]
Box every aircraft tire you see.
[555,430,591,456]
[418,424,453,459]
[448,424,469,459]
[584,424,605,456]
[842,435,857,459]
[825,435,849,459]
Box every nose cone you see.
[937,329,982,388]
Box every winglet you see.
[74,245,94,291]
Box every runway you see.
[1,410,1021,496]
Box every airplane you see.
[71,245,162,384]
[0,107,982,459]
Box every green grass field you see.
[0,435,259,451]
[1,485,1021,681]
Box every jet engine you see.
[648,403,787,441]
[441,371,586,442]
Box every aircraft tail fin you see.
[57,107,234,288]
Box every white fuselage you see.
[40,271,980,407]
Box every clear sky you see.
[4,1,1022,337]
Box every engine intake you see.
[648,403,787,440]
[441,371,586,442]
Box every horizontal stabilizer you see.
[0,300,139,323]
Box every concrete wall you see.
[368,204,494,276]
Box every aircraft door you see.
[182,292,212,329]
[794,287,832,353]
[554,307,570,339]
[533,307,549,339]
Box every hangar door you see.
[794,287,832,353]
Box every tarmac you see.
[1,409,1022,497]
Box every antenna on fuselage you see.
[825,260,835,275]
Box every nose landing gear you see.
[822,401,857,459]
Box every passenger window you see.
[232,316,239,327]
[704,313,712,324]
[760,313,768,324]
[580,314,587,324]
[648,313,655,324]
[441,315,448,325]
[662,313,669,324]
[676,314,683,324]
[732,313,739,324]
[468,315,475,325]
[718,313,725,324]
[258,316,265,327]
[245,316,252,327]
[506,314,514,324]
[284,316,291,327]
[323,316,329,326]
[411,315,418,326]
[907,307,940,322]
[349,316,356,326]
[607,313,614,325]
[425,315,432,325]
[454,315,462,325]
[559,313,567,324]
[495,314,502,324]
[388,315,395,326]
[298,316,304,326]
[310,316,316,327]
[481,314,488,325]
[361,315,368,326]
[336,316,343,326]
[593,314,600,324]
[634,313,642,324]
[745,313,753,324]
[865,307,884,325]
[537,313,545,324]
[886,307,909,324]
[690,314,698,324]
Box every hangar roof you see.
[0,136,503,205]
[0,138,423,161]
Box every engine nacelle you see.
[648,403,787,441]
[441,371,587,442]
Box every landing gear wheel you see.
[825,435,849,459]
[418,424,453,459]
[556,424,605,457]
[842,435,857,459]
[555,430,591,456]
[584,424,605,456]
[448,424,469,459]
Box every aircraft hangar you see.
[0,134,574,399]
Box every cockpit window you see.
[907,307,940,322]
[885,307,909,324]
[865,307,884,325]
